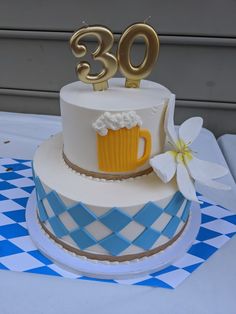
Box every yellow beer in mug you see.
[97,126,151,172]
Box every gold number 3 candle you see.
[117,23,159,88]
[70,26,118,91]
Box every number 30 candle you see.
[70,23,159,90]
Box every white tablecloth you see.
[0,112,235,314]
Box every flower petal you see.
[185,156,231,190]
[176,163,199,202]
[196,178,231,190]
[186,156,229,180]
[179,117,203,145]
[150,151,177,183]
[164,94,178,148]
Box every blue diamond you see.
[99,234,130,255]
[183,262,202,273]
[164,192,185,216]
[70,229,96,249]
[100,208,131,232]
[0,172,23,180]
[134,202,163,227]
[0,224,28,239]
[188,242,217,260]
[223,215,236,225]
[0,194,7,201]
[22,186,35,194]
[0,240,23,257]
[226,232,236,238]
[38,200,48,222]
[201,214,217,224]
[46,192,67,215]
[26,266,61,277]
[48,216,68,237]
[34,176,46,200]
[28,250,52,265]
[133,228,160,250]
[181,201,191,222]
[13,197,28,208]
[162,216,181,238]
[68,203,96,227]
[196,227,222,241]
[0,181,16,190]
[4,209,26,223]
[135,277,173,289]
[0,263,9,270]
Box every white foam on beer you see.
[92,111,143,136]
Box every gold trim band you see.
[63,151,153,180]
[39,216,188,262]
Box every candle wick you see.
[82,20,89,27]
[143,16,151,24]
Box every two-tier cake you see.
[32,78,191,262]
[31,22,229,267]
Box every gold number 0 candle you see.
[117,23,159,88]
[70,26,118,91]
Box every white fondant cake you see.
[33,78,191,262]
[61,78,171,176]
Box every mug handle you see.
[136,129,152,167]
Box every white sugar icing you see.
[61,79,171,174]
[92,111,142,136]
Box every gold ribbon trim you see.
[39,216,188,262]
[63,151,153,180]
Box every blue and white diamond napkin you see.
[0,157,235,289]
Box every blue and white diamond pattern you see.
[0,157,235,289]
[34,170,190,256]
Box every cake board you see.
[26,190,201,280]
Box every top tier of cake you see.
[60,78,172,178]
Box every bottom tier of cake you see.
[32,133,191,262]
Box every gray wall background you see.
[0,0,236,136]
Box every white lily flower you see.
[150,94,230,202]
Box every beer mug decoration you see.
[70,22,159,90]
[93,112,151,172]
